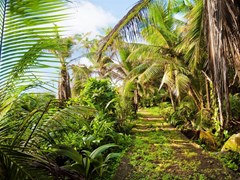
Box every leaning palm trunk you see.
[205,0,240,131]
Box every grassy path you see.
[114,109,238,180]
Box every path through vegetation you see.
[114,109,238,180]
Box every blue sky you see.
[89,0,137,18]
[62,0,137,36]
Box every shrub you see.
[219,151,240,172]
[230,94,240,120]
[168,99,196,129]
[80,78,117,117]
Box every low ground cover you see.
[114,108,238,180]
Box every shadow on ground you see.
[114,109,239,180]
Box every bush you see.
[219,151,240,172]
[158,102,174,118]
[230,94,240,120]
[168,99,196,129]
[80,78,117,117]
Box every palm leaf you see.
[138,62,163,83]
[0,0,67,85]
[98,0,153,57]
[175,72,190,97]
[89,143,117,159]
[0,0,68,118]
[177,0,204,71]
[98,0,188,58]
[159,66,174,90]
[0,145,52,179]
[54,145,83,165]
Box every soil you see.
[113,109,240,180]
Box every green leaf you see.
[54,145,83,165]
[104,152,120,162]
[90,143,118,159]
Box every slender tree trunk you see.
[189,86,201,111]
[169,89,176,111]
[205,77,210,109]
[133,89,139,115]
[58,63,71,101]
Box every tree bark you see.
[205,77,210,109]
[205,0,230,131]
[58,63,71,101]
[169,89,176,111]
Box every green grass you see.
[113,107,237,180]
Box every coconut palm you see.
[49,32,74,101]
[98,0,240,132]
[177,0,240,131]
[71,64,92,97]
[119,2,197,111]
[203,0,240,131]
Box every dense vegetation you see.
[0,0,240,179]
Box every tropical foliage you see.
[1,0,240,178]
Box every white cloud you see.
[59,1,116,36]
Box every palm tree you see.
[177,0,240,132]
[83,35,116,79]
[71,64,92,97]
[49,32,74,101]
[118,2,197,111]
[98,0,240,132]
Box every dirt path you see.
[114,109,239,180]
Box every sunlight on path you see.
[114,109,238,180]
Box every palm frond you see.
[0,0,68,119]
[41,105,96,145]
[122,80,135,98]
[177,0,204,71]
[98,0,188,58]
[138,62,163,83]
[0,144,82,179]
[175,72,190,97]
[71,64,92,96]
[0,0,67,86]
[159,66,174,90]
[0,145,51,179]
[98,0,153,58]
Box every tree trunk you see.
[205,0,230,132]
[189,86,202,111]
[169,90,176,111]
[133,89,139,115]
[58,63,71,102]
[205,77,210,109]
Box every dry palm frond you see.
[204,0,240,129]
